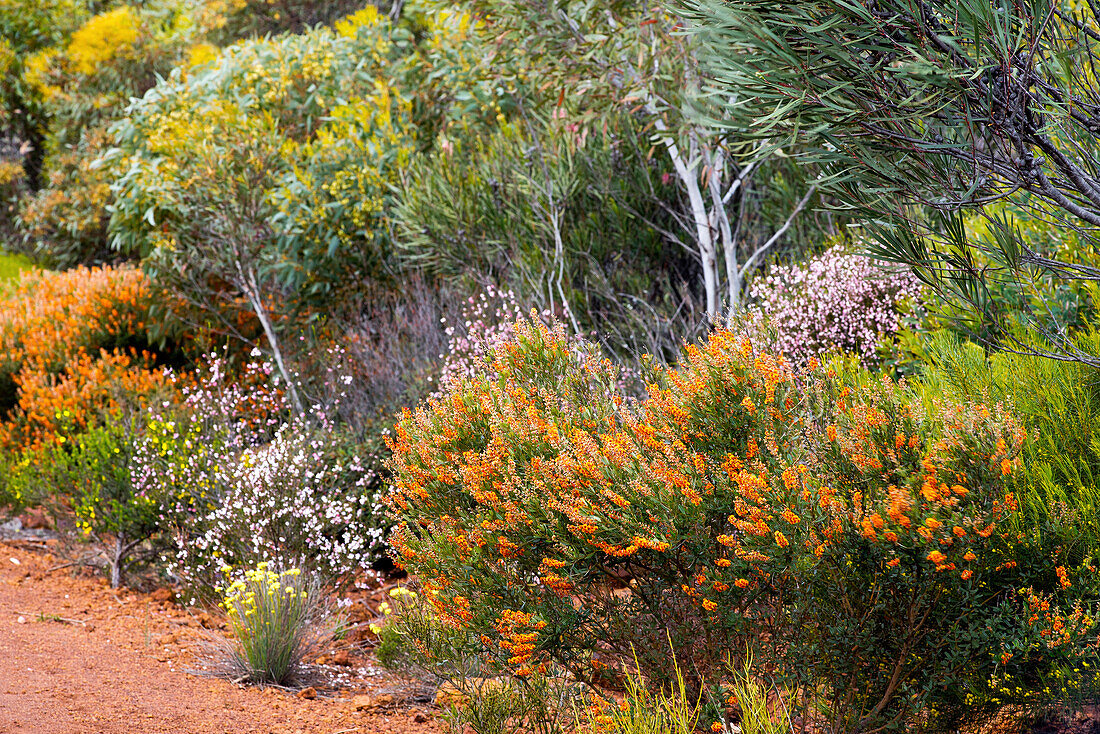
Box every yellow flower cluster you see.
[334,5,385,37]
[278,80,413,240]
[369,586,418,634]
[186,43,219,70]
[23,49,61,99]
[0,160,23,188]
[222,563,306,622]
[66,7,140,76]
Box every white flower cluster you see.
[436,283,527,390]
[132,352,385,596]
[748,245,923,366]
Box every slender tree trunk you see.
[239,265,304,416]
[110,535,125,589]
[654,118,722,321]
[669,146,720,319]
[706,147,743,320]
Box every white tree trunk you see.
[664,132,720,320]
[239,264,304,416]
[110,536,124,589]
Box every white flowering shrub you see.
[132,351,385,598]
[436,284,526,390]
[435,284,642,394]
[748,244,923,366]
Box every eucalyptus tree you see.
[683,0,1100,358]
[443,0,828,322]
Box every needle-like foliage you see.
[683,0,1100,360]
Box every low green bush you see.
[0,249,32,285]
[37,411,165,587]
[0,449,41,517]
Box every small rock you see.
[435,682,463,708]
[314,655,329,665]
[19,509,51,530]
[414,711,429,723]
[351,693,396,711]
[85,623,95,632]
[197,612,213,628]
[0,518,21,534]
[331,650,351,666]
[150,588,174,603]
[9,557,19,566]
[296,687,317,700]
[16,615,25,624]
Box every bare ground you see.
[0,540,442,734]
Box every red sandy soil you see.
[0,540,444,734]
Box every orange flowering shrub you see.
[0,264,170,451]
[388,319,1100,732]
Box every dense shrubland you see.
[386,319,1100,732]
[3,0,1100,728]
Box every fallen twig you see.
[16,611,88,627]
[3,540,52,552]
[46,553,101,573]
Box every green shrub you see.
[216,564,331,686]
[0,249,33,286]
[387,318,1100,733]
[393,116,696,360]
[38,412,165,587]
[109,6,412,314]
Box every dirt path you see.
[0,542,442,734]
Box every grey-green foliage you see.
[918,329,1100,553]
[394,115,702,361]
[681,0,1100,358]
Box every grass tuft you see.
[210,563,334,687]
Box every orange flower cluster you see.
[0,265,172,452]
[386,318,1038,687]
[495,609,548,676]
[1022,589,1094,650]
